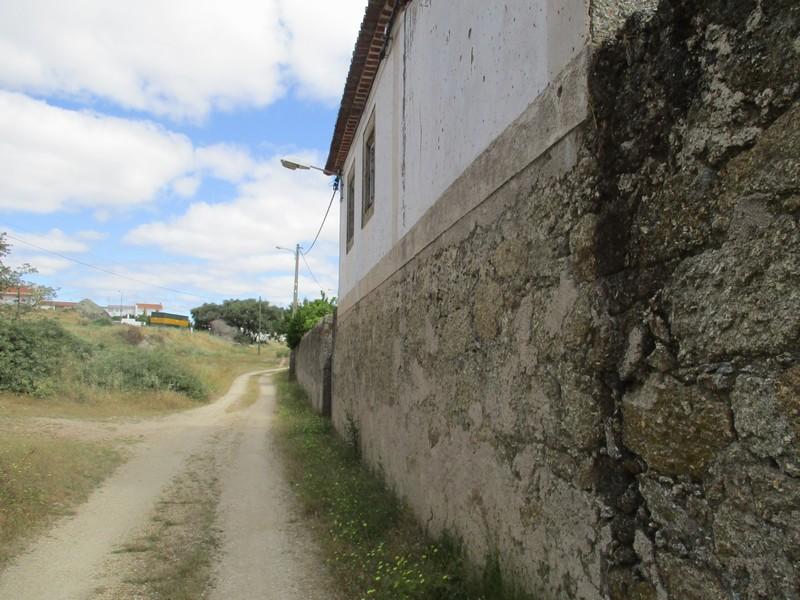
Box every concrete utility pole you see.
[257,295,262,356]
[292,243,300,315]
[276,244,302,316]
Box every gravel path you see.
[210,375,333,600]
[0,370,333,600]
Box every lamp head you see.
[280,159,310,171]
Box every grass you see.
[273,373,533,600]
[0,310,286,418]
[0,432,125,566]
[0,311,281,571]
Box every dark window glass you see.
[363,126,375,225]
[346,170,355,251]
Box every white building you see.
[105,304,136,318]
[328,0,625,313]
[105,303,163,318]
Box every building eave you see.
[325,0,405,175]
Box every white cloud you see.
[3,227,89,253]
[0,94,308,214]
[1,227,93,277]
[195,144,256,183]
[172,176,201,199]
[125,153,340,261]
[70,260,335,315]
[0,0,367,120]
[278,0,368,102]
[12,255,72,277]
[77,230,108,241]
[118,153,341,307]
[0,92,195,213]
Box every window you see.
[346,169,355,252]
[362,116,376,226]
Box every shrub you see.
[0,318,87,395]
[83,348,208,400]
[118,326,144,346]
[284,295,336,350]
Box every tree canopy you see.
[191,298,285,341]
[0,232,32,291]
[0,232,54,313]
[284,294,336,350]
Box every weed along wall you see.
[294,314,334,417]
[330,1,800,599]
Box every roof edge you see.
[325,0,405,175]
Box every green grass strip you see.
[273,373,533,600]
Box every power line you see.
[300,253,322,290]
[4,233,214,301]
[302,178,339,256]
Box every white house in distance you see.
[105,303,163,318]
[106,304,137,318]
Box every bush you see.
[83,348,208,400]
[118,326,144,346]
[0,319,87,395]
[284,296,336,350]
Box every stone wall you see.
[295,314,334,416]
[332,1,800,598]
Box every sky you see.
[0,0,367,314]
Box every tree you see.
[190,298,286,341]
[283,293,336,350]
[190,302,224,330]
[0,233,55,317]
[0,233,34,291]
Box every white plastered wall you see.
[338,0,591,300]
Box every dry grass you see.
[0,390,198,419]
[0,432,125,566]
[0,310,287,419]
[95,450,221,600]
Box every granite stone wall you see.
[294,314,334,416]
[333,1,800,597]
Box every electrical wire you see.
[302,178,339,256]
[4,233,214,301]
[300,253,323,290]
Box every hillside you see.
[0,310,287,418]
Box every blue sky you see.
[0,0,367,314]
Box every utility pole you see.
[276,244,302,315]
[293,244,300,315]
[257,295,262,356]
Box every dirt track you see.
[0,370,333,600]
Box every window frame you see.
[346,168,355,253]
[361,112,376,227]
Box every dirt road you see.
[0,370,334,600]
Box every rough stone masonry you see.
[317,1,800,598]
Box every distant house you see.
[135,303,163,317]
[0,286,38,306]
[41,300,78,311]
[106,304,137,318]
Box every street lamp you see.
[276,244,301,315]
[280,158,335,176]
